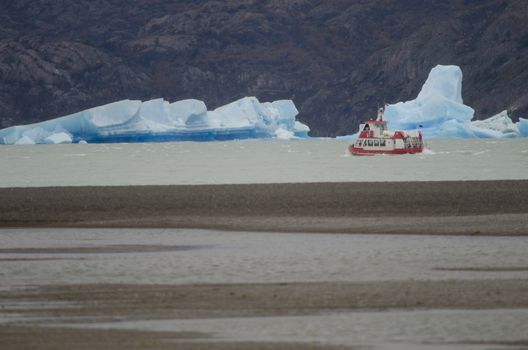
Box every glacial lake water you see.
[0,138,527,187]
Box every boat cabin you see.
[359,120,388,138]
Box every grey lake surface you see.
[0,138,527,187]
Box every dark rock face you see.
[1,0,527,136]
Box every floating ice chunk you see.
[21,127,51,143]
[14,135,35,145]
[417,112,524,139]
[0,96,309,144]
[417,119,514,139]
[347,65,525,139]
[168,99,207,126]
[137,98,173,130]
[85,100,142,128]
[214,97,266,128]
[471,110,519,138]
[518,118,528,137]
[271,100,298,128]
[1,126,21,144]
[43,132,73,144]
[418,65,464,104]
[385,65,474,131]
[467,125,503,138]
[185,110,219,129]
[274,128,295,140]
[419,120,476,139]
[293,121,310,138]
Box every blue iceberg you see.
[359,65,526,139]
[385,65,475,132]
[0,97,310,144]
[519,118,528,137]
[2,64,526,144]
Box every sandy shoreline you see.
[2,180,528,347]
[4,280,528,318]
[0,327,350,350]
[1,180,527,234]
[2,280,528,349]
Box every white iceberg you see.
[0,97,310,144]
[385,65,475,131]
[422,110,521,139]
[365,64,525,139]
[2,64,524,144]
[43,132,73,144]
[14,135,35,145]
[470,110,519,138]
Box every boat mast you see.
[376,105,385,121]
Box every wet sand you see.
[0,327,349,350]
[1,180,528,235]
[3,281,528,348]
[4,280,528,319]
[2,280,528,349]
[0,241,528,350]
[2,180,528,348]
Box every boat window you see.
[374,140,379,146]
[363,124,370,131]
[367,140,373,146]
[380,140,386,147]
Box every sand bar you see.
[3,280,528,318]
[1,181,527,234]
[2,280,528,349]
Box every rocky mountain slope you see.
[1,0,527,136]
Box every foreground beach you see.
[1,180,528,349]
[1,180,528,234]
[2,280,528,350]
[1,227,528,349]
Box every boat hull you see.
[348,145,423,156]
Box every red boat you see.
[348,107,424,156]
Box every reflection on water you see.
[1,228,528,287]
[0,138,527,187]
